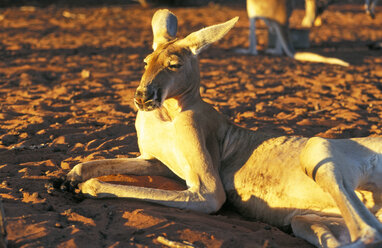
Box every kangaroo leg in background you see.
[235,16,258,55]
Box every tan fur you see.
[237,0,349,66]
[65,9,382,248]
[302,0,321,28]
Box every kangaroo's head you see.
[134,9,238,111]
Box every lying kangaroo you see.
[237,0,349,66]
[60,9,382,248]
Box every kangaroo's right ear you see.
[151,9,178,51]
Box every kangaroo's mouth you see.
[134,87,163,111]
[134,98,161,111]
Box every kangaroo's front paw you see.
[79,178,101,197]
[47,176,80,193]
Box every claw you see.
[59,180,70,192]
[47,176,80,193]
[69,180,79,192]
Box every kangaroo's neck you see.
[157,81,202,121]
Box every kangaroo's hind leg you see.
[300,137,382,246]
[248,17,258,55]
[302,0,317,27]
[292,214,349,248]
[264,19,283,55]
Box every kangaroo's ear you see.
[177,17,239,55]
[151,9,178,50]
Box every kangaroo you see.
[365,0,380,18]
[236,0,349,66]
[303,0,380,27]
[58,9,382,248]
[302,0,331,27]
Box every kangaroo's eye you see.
[143,61,148,68]
[168,63,182,70]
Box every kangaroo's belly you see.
[246,0,289,24]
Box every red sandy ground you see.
[0,1,382,247]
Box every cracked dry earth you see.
[0,1,382,247]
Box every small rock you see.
[46,205,54,211]
[31,192,40,199]
[81,69,91,79]
[297,119,313,126]
[2,135,18,146]
[245,83,256,91]
[60,161,71,170]
[54,223,63,228]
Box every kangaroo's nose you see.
[135,87,155,103]
[134,91,145,108]
[134,85,158,110]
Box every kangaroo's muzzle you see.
[134,85,162,111]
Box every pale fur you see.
[237,0,349,66]
[302,0,321,27]
[152,9,177,50]
[65,9,382,248]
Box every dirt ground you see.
[0,1,382,247]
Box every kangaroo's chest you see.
[135,111,189,179]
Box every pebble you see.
[2,135,18,146]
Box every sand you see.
[0,1,381,247]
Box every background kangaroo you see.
[238,0,350,66]
[56,9,382,248]
[365,0,380,18]
[303,0,380,27]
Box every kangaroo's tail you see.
[294,52,349,67]
[272,21,349,67]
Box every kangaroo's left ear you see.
[151,9,178,50]
[177,17,239,55]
